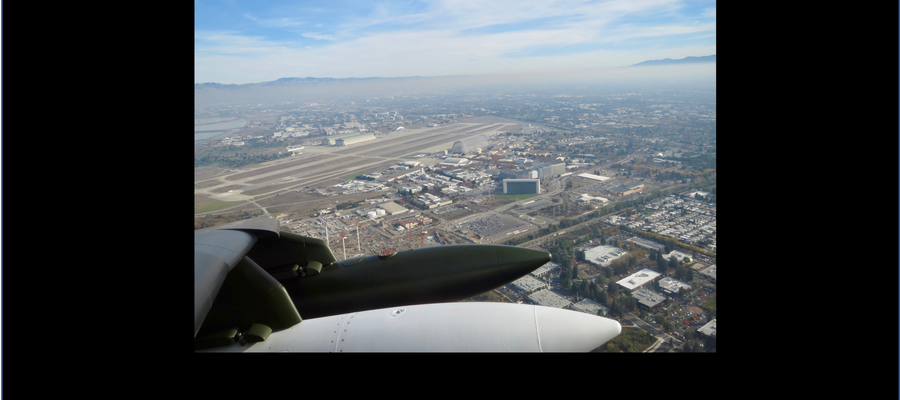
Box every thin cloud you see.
[243,14,306,28]
[195,0,716,83]
[301,32,339,41]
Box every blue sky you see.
[195,0,716,84]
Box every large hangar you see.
[321,133,361,146]
[503,179,540,194]
[336,133,376,146]
[450,135,489,154]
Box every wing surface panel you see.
[194,229,257,337]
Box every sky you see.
[195,0,716,85]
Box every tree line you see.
[603,327,657,353]
[195,148,290,168]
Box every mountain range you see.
[628,55,716,67]
[195,75,446,90]
[195,56,715,88]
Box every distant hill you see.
[195,75,441,89]
[629,55,716,67]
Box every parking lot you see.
[458,214,530,238]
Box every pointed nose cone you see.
[496,246,552,277]
[534,307,623,352]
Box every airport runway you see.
[194,122,518,204]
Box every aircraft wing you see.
[199,302,622,352]
[194,228,257,338]
[195,217,622,351]
[194,218,312,341]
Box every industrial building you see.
[662,250,692,263]
[631,287,667,311]
[657,276,692,295]
[497,164,562,180]
[526,289,571,309]
[697,319,717,337]
[511,275,548,294]
[336,133,376,146]
[577,173,612,182]
[573,298,608,316]
[496,169,537,180]
[532,162,566,179]
[583,245,626,267]
[616,268,661,291]
[530,261,560,278]
[698,264,716,283]
[450,135,489,154]
[379,201,408,215]
[321,133,362,145]
[503,179,540,194]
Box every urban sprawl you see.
[195,87,716,352]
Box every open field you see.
[195,194,251,214]
[194,166,230,181]
[195,179,226,189]
[211,185,246,193]
[700,298,716,313]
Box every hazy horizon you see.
[194,63,715,107]
[196,0,716,85]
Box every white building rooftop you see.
[662,250,692,262]
[577,173,612,181]
[531,261,560,277]
[697,319,716,336]
[632,287,667,309]
[379,201,409,215]
[616,268,661,291]
[527,289,572,309]
[511,275,548,293]
[658,276,692,295]
[583,245,627,267]
[573,298,609,316]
